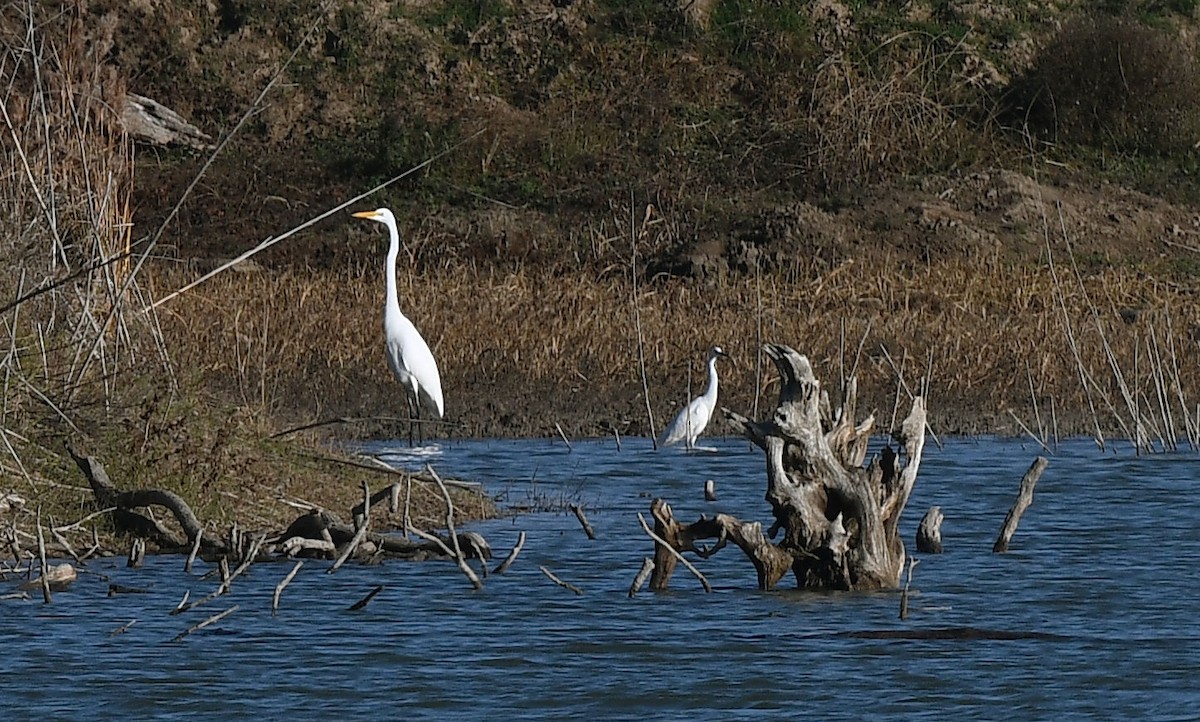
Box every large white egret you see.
[659,346,730,450]
[352,208,445,433]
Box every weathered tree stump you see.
[648,343,927,591]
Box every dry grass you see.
[807,32,985,189]
[146,246,1200,447]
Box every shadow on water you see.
[4,436,1200,719]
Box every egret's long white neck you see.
[703,355,720,403]
[384,216,401,317]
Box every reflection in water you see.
[4,436,1200,719]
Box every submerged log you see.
[648,343,927,591]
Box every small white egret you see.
[659,346,730,450]
[352,208,445,434]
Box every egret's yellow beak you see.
[352,210,377,220]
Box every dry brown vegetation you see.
[151,240,1200,449]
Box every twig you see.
[539,565,583,595]
[636,512,712,593]
[878,343,942,448]
[420,465,482,590]
[125,1,332,309]
[492,531,526,575]
[631,198,657,446]
[554,422,573,451]
[172,605,238,643]
[328,519,370,573]
[172,534,265,615]
[219,534,265,593]
[899,557,919,620]
[330,481,371,574]
[271,561,304,616]
[270,414,457,439]
[35,506,50,604]
[51,507,116,533]
[49,522,81,564]
[1005,409,1054,455]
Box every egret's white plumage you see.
[659,346,729,449]
[352,208,444,421]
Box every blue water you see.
[3,436,1200,720]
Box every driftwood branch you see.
[492,531,526,575]
[349,585,384,611]
[899,557,919,620]
[271,561,304,616]
[67,444,213,551]
[539,565,583,595]
[121,92,214,149]
[276,504,486,563]
[428,466,484,590]
[993,457,1049,553]
[569,503,597,539]
[172,605,238,643]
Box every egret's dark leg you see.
[406,396,417,446]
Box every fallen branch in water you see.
[272,561,304,616]
[171,534,264,615]
[993,457,1049,553]
[172,605,238,643]
[569,503,596,540]
[429,466,485,590]
[899,557,920,620]
[492,531,526,575]
[329,482,372,574]
[540,565,583,595]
